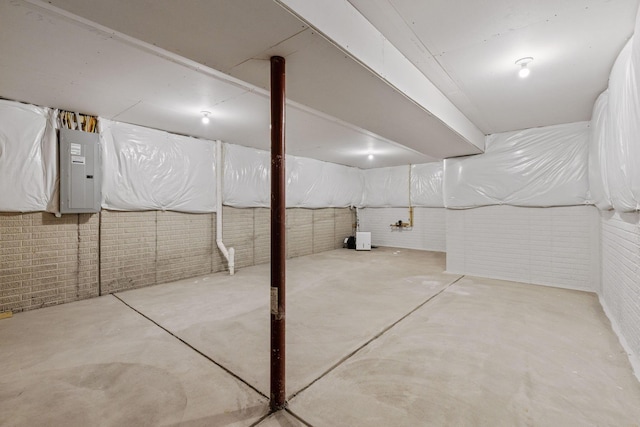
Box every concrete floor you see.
[1,247,639,426]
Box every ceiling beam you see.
[275,0,486,152]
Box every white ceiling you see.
[348,0,639,134]
[1,0,637,169]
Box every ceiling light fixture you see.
[201,111,211,124]
[368,153,374,160]
[515,57,533,78]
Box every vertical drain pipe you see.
[216,140,235,275]
[270,55,286,411]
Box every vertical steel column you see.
[270,55,286,411]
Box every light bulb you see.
[201,111,211,124]
[515,57,533,79]
[368,154,374,160]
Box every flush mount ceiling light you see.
[515,57,533,78]
[201,111,211,124]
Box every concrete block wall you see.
[357,207,446,252]
[0,213,99,313]
[446,205,600,292]
[600,211,640,376]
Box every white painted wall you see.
[446,205,600,292]
[357,207,446,252]
[600,211,640,377]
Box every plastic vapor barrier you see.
[589,17,640,213]
[444,122,590,208]
[0,100,57,212]
[410,162,444,207]
[100,120,216,213]
[223,143,270,207]
[588,91,612,210]
[603,38,640,211]
[362,166,410,207]
[222,143,363,208]
[287,156,364,208]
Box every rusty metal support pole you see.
[270,55,286,411]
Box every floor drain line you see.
[288,275,465,401]
[112,294,267,399]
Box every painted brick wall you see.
[446,205,600,291]
[101,210,222,290]
[357,207,446,252]
[335,208,356,248]
[1,207,353,312]
[157,211,214,283]
[600,211,640,376]
[313,209,336,253]
[0,213,98,313]
[254,208,271,266]
[100,211,157,293]
[288,209,313,259]
[223,207,255,269]
[77,213,99,300]
[223,207,355,265]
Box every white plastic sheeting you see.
[222,142,363,208]
[410,162,444,207]
[0,100,57,212]
[287,156,363,208]
[361,166,410,207]
[590,36,640,212]
[444,122,591,208]
[223,143,270,207]
[100,120,216,213]
[588,91,612,210]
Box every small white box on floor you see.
[356,232,371,251]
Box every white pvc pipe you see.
[216,140,235,275]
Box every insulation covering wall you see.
[410,162,444,207]
[361,166,410,207]
[590,13,640,378]
[588,91,612,210]
[287,156,364,208]
[444,122,590,208]
[590,37,640,212]
[222,143,363,208]
[0,100,57,212]
[223,143,270,208]
[100,120,216,213]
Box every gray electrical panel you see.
[59,128,101,213]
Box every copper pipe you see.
[270,55,287,411]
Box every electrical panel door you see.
[59,128,101,213]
